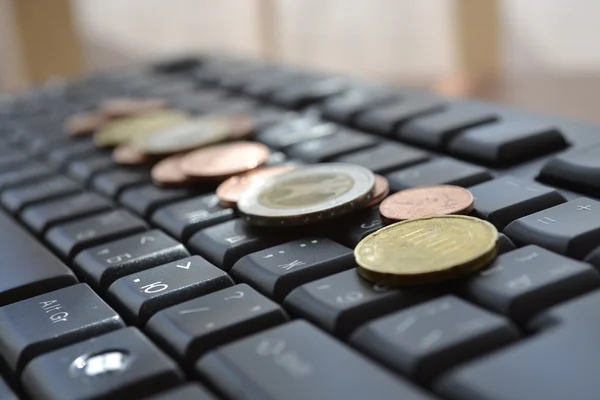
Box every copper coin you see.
[216,165,297,208]
[100,97,168,119]
[65,112,105,136]
[379,185,474,223]
[151,154,190,187]
[179,141,270,181]
[112,144,150,166]
[365,174,390,208]
[228,115,255,140]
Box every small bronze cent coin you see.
[151,155,190,187]
[65,112,105,136]
[112,144,150,166]
[379,185,474,224]
[216,165,297,208]
[365,174,390,208]
[100,97,168,119]
[179,141,270,181]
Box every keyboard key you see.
[146,383,217,400]
[328,207,384,247]
[197,320,435,400]
[284,269,433,337]
[67,154,116,184]
[107,255,233,325]
[0,283,123,372]
[152,194,234,241]
[462,245,600,323]
[539,145,600,195]
[504,198,600,259]
[434,290,600,400]
[73,230,189,292]
[400,106,498,149]
[286,129,378,163]
[0,211,77,306]
[1,175,80,213]
[92,169,151,198]
[22,192,112,235]
[120,184,193,217]
[0,378,17,400]
[497,233,515,254]
[46,209,147,259]
[46,140,99,168]
[0,151,29,170]
[354,97,445,135]
[386,158,493,191]
[21,327,183,400]
[351,296,518,383]
[256,116,337,150]
[231,238,354,301]
[147,284,287,367]
[321,87,400,123]
[272,76,348,109]
[188,218,287,270]
[448,121,568,166]
[0,162,54,190]
[334,142,430,174]
[470,177,566,230]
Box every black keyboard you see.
[1,54,600,400]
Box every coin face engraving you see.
[238,163,375,226]
[379,185,474,222]
[355,215,497,286]
[257,172,354,209]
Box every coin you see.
[179,141,270,181]
[379,185,474,224]
[100,97,168,119]
[150,154,190,187]
[355,215,498,286]
[65,112,105,136]
[94,110,190,148]
[238,163,376,226]
[365,174,390,208]
[228,115,254,140]
[216,165,297,208]
[112,144,150,166]
[131,116,231,155]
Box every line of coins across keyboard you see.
[65,97,499,287]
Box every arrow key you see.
[146,284,287,368]
[107,256,233,325]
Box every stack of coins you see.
[63,97,500,288]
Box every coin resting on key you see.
[237,163,376,226]
[355,215,498,286]
[112,144,151,166]
[216,165,297,208]
[379,185,474,224]
[151,154,191,187]
[99,97,169,119]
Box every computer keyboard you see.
[1,53,600,399]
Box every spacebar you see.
[0,211,77,306]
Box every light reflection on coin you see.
[216,165,297,208]
[179,141,270,181]
[238,163,375,226]
[355,215,497,286]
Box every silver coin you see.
[238,163,375,226]
[131,116,231,155]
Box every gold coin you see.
[355,215,498,286]
[94,110,190,148]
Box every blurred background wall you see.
[2,0,600,95]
